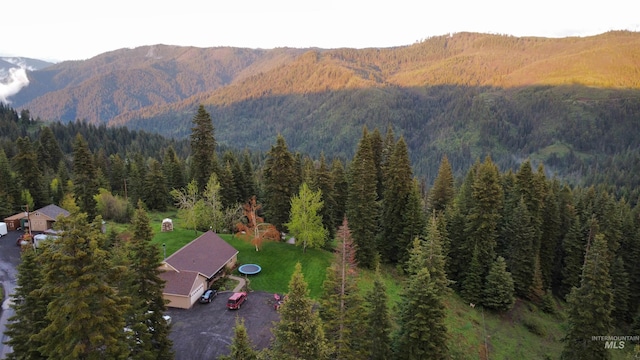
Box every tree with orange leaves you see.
[235,196,280,251]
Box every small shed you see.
[3,213,25,231]
[161,218,173,232]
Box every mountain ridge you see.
[5,31,640,189]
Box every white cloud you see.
[0,67,30,104]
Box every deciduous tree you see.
[286,182,328,252]
[235,196,280,251]
[170,180,200,234]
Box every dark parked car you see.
[199,289,217,304]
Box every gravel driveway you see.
[166,291,280,359]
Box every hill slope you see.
[9,31,640,187]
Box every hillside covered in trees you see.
[2,102,640,358]
[7,31,640,193]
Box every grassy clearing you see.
[112,211,332,298]
[225,235,332,298]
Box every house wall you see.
[28,213,52,232]
[226,254,238,270]
[4,219,21,231]
[163,294,192,309]
[163,276,207,309]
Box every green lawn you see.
[112,212,332,298]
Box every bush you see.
[522,317,546,337]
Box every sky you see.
[1,0,639,62]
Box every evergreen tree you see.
[423,215,449,296]
[190,104,217,192]
[364,263,393,360]
[346,128,379,269]
[379,136,414,263]
[36,126,64,175]
[143,158,169,211]
[560,209,585,299]
[5,248,50,360]
[240,150,257,200]
[72,134,99,220]
[331,158,348,229]
[224,151,247,204]
[270,263,330,360]
[162,145,185,191]
[35,211,130,359]
[610,256,630,323]
[12,136,45,207]
[218,318,258,360]
[562,234,613,360]
[370,127,385,202]
[263,134,299,232]
[315,154,337,241]
[109,154,127,196]
[0,149,18,217]
[123,202,174,359]
[466,156,503,277]
[219,159,238,210]
[461,248,484,305]
[319,218,365,360]
[507,197,536,298]
[400,179,428,262]
[540,179,562,290]
[428,155,455,214]
[285,182,328,252]
[446,163,477,290]
[394,267,449,360]
[483,256,515,312]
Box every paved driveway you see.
[166,291,280,359]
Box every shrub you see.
[522,317,546,337]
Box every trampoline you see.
[238,264,262,275]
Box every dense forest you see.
[7,32,640,196]
[2,102,640,358]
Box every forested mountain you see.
[6,31,640,191]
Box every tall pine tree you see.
[319,218,365,360]
[394,266,449,360]
[263,134,299,232]
[379,136,414,263]
[364,263,393,360]
[346,128,379,269]
[562,234,613,360]
[270,262,330,360]
[72,134,99,220]
[36,211,130,359]
[190,104,217,192]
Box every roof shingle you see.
[164,231,238,279]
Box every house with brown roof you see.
[159,231,239,309]
[3,204,69,232]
